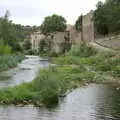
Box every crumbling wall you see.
[30,11,95,52]
[31,32,45,51]
[82,11,94,42]
[69,26,81,44]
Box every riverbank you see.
[0,66,94,107]
[0,44,119,107]
[0,54,25,72]
[1,84,120,120]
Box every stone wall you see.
[31,31,45,51]
[82,11,94,42]
[69,26,82,44]
[67,11,94,43]
[51,32,65,53]
[30,11,95,52]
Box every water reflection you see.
[0,84,120,120]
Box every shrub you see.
[113,66,120,78]
[0,39,4,54]
[52,55,81,65]
[68,43,97,57]
[3,45,12,54]
[68,45,81,56]
[0,39,12,54]
[0,54,25,72]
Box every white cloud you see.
[0,0,105,25]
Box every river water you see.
[0,55,49,89]
[0,56,120,120]
[0,84,120,120]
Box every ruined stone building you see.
[31,31,45,51]
[30,11,94,52]
[82,11,94,42]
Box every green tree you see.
[0,39,4,54]
[41,14,67,35]
[93,1,108,36]
[23,40,32,50]
[0,10,35,52]
[75,15,83,32]
[0,10,11,44]
[39,37,52,54]
[61,31,71,53]
[0,39,12,54]
[93,0,120,36]
[3,45,12,54]
[39,39,47,54]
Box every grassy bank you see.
[0,53,25,72]
[0,43,119,106]
[52,44,120,80]
[0,65,97,106]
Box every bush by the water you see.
[68,43,97,57]
[0,54,25,71]
[53,43,120,80]
[0,65,96,106]
[52,43,97,65]
[1,60,116,106]
[52,55,81,65]
[0,40,12,55]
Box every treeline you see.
[0,11,39,54]
[93,0,120,36]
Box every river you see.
[0,84,120,120]
[0,55,49,89]
[0,56,120,120]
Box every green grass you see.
[0,53,25,72]
[52,55,81,65]
[52,43,120,80]
[52,43,97,65]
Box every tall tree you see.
[75,15,83,32]
[23,40,32,50]
[93,0,120,36]
[41,14,67,35]
[0,10,37,52]
[0,10,11,44]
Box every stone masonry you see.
[30,11,94,52]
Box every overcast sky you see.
[0,0,105,26]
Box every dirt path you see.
[90,42,120,54]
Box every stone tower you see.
[82,11,94,42]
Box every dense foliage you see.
[61,31,72,54]
[0,54,25,72]
[0,11,38,52]
[23,40,32,51]
[39,38,52,55]
[41,14,67,35]
[75,15,83,32]
[0,39,12,54]
[93,0,120,35]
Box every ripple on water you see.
[0,56,49,89]
[0,84,120,120]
